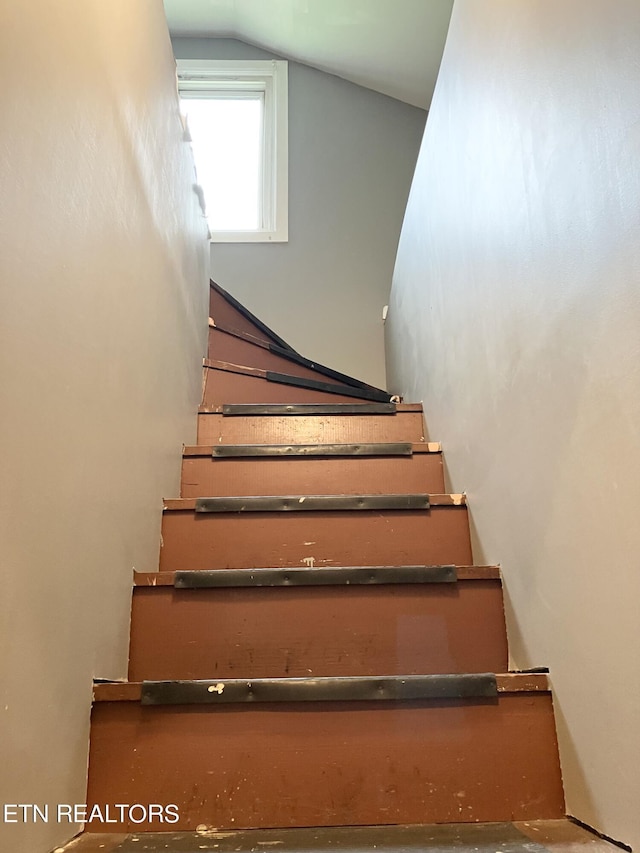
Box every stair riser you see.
[210,288,275,347]
[203,369,378,407]
[159,508,472,571]
[208,328,351,385]
[128,581,508,681]
[86,695,564,831]
[196,412,425,444]
[180,454,444,498]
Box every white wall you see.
[0,3,209,851]
[386,0,640,847]
[173,38,426,389]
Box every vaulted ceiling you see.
[163,0,454,109]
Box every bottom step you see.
[87,676,564,832]
[59,821,620,853]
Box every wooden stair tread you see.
[128,572,509,679]
[210,280,297,353]
[202,361,393,405]
[87,690,564,828]
[180,448,445,498]
[159,503,472,570]
[209,323,390,394]
[196,407,426,445]
[206,358,389,391]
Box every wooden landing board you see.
[158,506,472,571]
[128,578,508,680]
[86,687,564,831]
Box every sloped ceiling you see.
[163,0,454,109]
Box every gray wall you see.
[173,38,426,389]
[0,5,209,851]
[386,1,640,848]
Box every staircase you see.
[85,281,565,835]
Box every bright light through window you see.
[177,59,288,242]
[181,96,263,231]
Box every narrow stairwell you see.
[62,280,608,852]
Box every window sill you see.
[210,228,288,244]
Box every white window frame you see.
[177,59,288,243]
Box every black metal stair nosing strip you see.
[268,342,388,394]
[141,674,498,706]
[512,667,550,674]
[266,371,392,403]
[222,403,398,416]
[194,494,430,513]
[211,442,413,458]
[174,565,458,588]
[210,280,297,354]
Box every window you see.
[177,59,288,243]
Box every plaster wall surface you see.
[173,37,426,389]
[386,1,640,847]
[0,3,209,851]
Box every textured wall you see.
[173,38,426,389]
[0,3,209,850]
[386,1,640,847]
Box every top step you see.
[208,281,392,398]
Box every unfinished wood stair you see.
[85,281,565,834]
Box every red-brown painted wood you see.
[202,367,377,407]
[128,580,508,681]
[196,411,425,445]
[158,508,472,571]
[86,289,566,836]
[209,288,279,347]
[86,693,565,832]
[180,453,445,498]
[208,327,357,386]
